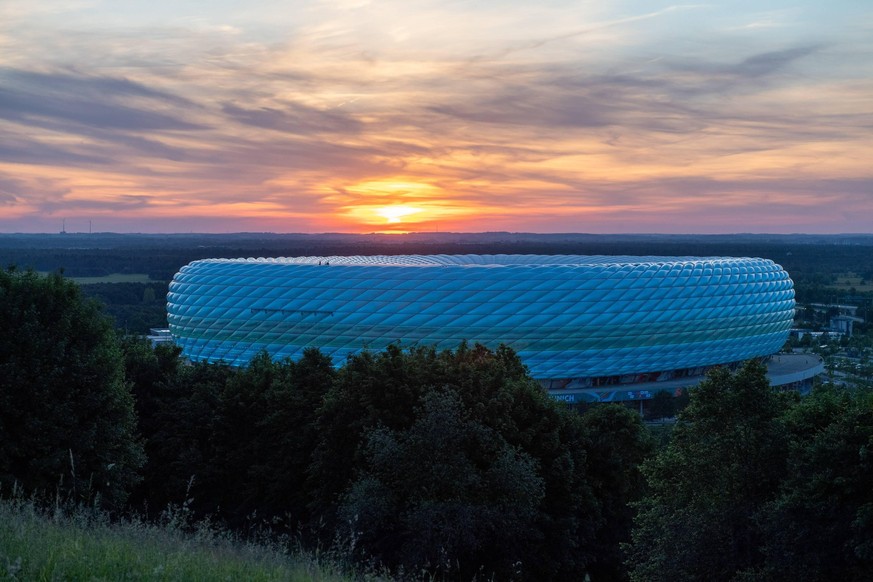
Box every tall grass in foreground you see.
[0,496,354,581]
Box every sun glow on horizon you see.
[336,179,481,230]
[375,205,424,223]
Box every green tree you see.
[581,404,654,581]
[250,347,335,529]
[127,346,335,529]
[625,360,792,581]
[0,269,144,509]
[340,389,545,579]
[209,349,335,529]
[307,343,458,523]
[755,385,873,581]
[121,337,183,451]
[309,343,602,580]
[126,350,231,516]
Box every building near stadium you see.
[167,255,821,402]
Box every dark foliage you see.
[581,405,653,581]
[138,360,230,517]
[122,337,228,515]
[0,268,144,509]
[754,386,873,581]
[340,389,545,579]
[81,283,169,333]
[128,347,335,532]
[625,361,793,581]
[626,363,873,582]
[308,342,641,580]
[210,350,335,529]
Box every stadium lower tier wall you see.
[547,354,824,404]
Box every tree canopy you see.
[0,269,143,509]
[626,361,793,581]
[755,385,873,581]
[307,342,653,581]
[625,361,873,582]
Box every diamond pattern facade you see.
[167,255,795,379]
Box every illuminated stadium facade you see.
[167,255,821,403]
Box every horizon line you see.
[3,231,873,237]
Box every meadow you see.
[829,273,873,293]
[0,497,352,582]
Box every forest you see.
[2,266,872,581]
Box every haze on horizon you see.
[1,1,871,235]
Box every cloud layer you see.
[1,0,872,233]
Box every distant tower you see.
[60,218,67,235]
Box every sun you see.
[336,179,477,231]
[375,205,424,224]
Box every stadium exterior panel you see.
[167,255,798,396]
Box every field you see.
[0,498,350,582]
[830,273,873,293]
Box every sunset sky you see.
[1,1,871,234]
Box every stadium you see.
[167,255,822,403]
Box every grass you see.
[0,498,353,581]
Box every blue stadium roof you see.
[167,255,795,379]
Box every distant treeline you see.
[79,282,169,332]
[3,233,873,286]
